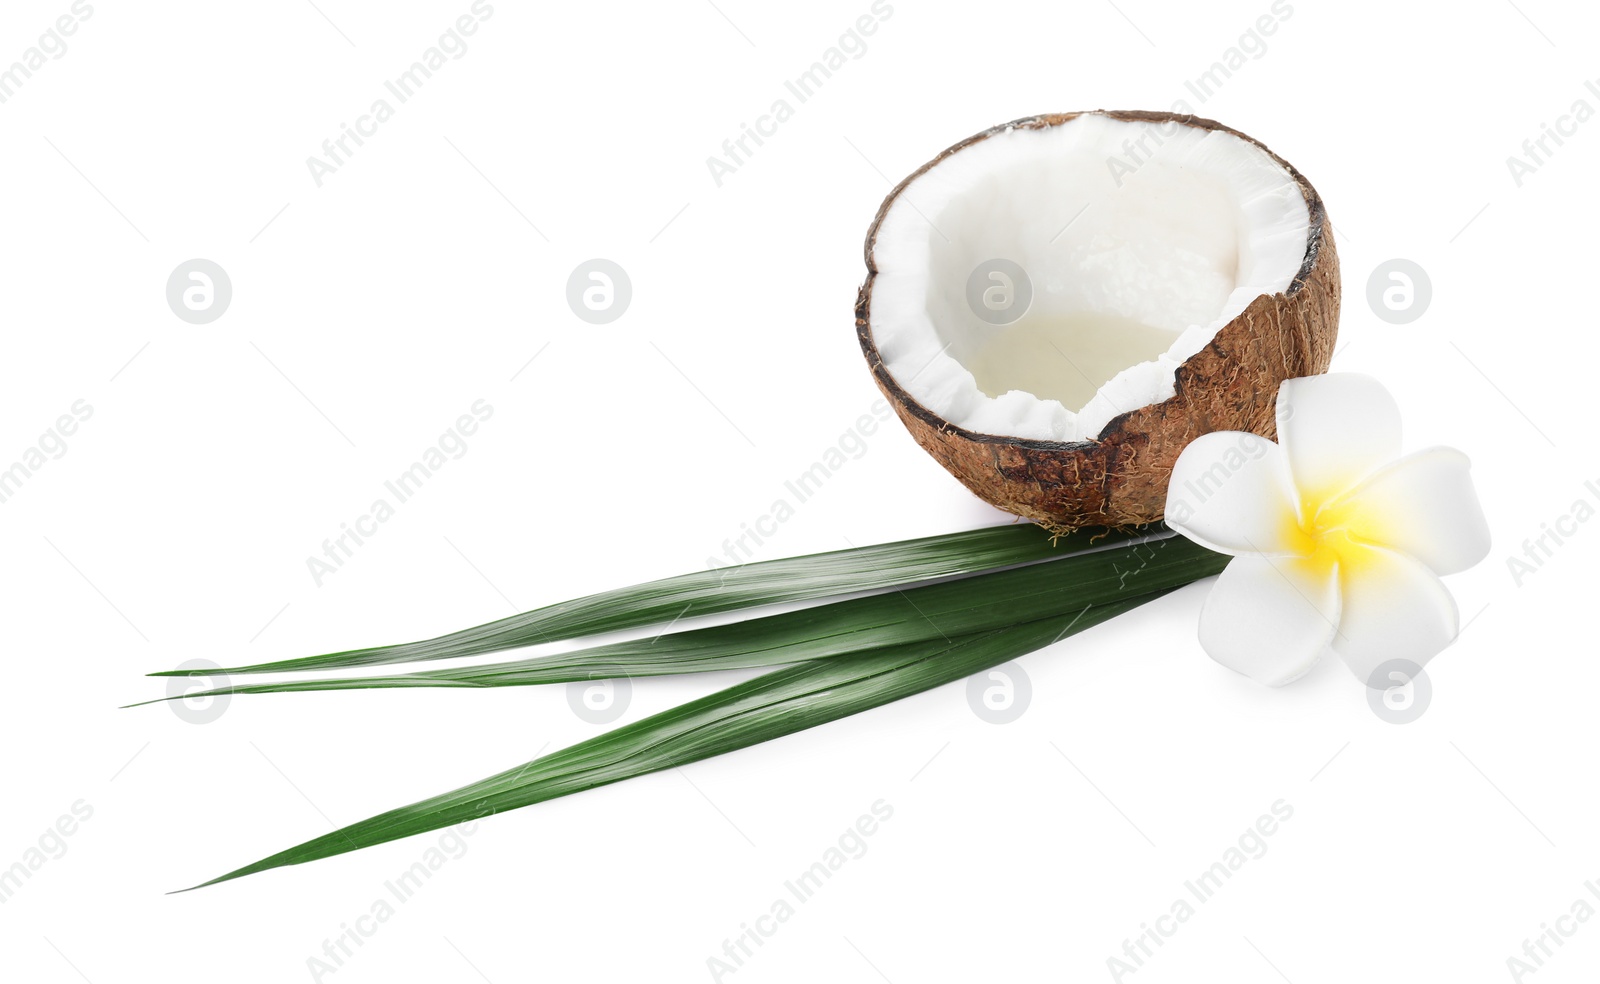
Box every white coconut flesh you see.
[869,115,1312,443]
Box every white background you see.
[2,1,1597,981]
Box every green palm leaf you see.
[154,523,1149,678]
[182,588,1168,891]
[138,532,1222,704]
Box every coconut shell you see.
[855,110,1340,530]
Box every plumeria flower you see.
[1163,373,1490,688]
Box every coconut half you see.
[856,110,1339,529]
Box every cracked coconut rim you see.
[856,111,1340,529]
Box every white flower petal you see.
[1329,543,1459,685]
[1165,431,1301,556]
[1276,373,1402,503]
[1198,554,1340,686]
[1332,447,1491,576]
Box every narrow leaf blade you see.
[183,590,1167,890]
[152,523,1154,677]
[143,533,1221,704]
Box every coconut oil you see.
[963,310,1181,411]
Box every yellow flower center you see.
[1282,494,1375,576]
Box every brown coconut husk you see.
[855,110,1340,531]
